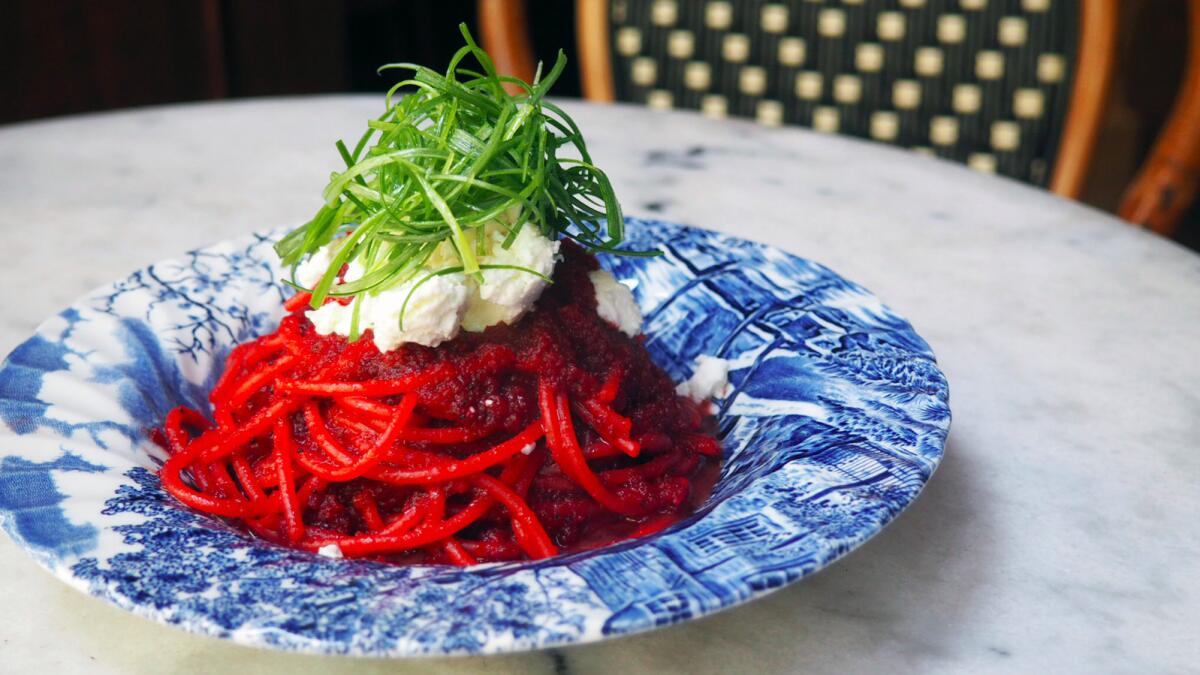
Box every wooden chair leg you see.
[1118,0,1200,236]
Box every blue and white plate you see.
[0,218,949,656]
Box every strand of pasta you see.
[158,318,707,565]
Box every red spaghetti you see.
[157,243,720,564]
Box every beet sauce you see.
[188,242,720,563]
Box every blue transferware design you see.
[0,219,949,655]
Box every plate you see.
[0,218,949,656]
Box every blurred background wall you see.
[0,0,1195,245]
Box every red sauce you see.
[158,242,721,564]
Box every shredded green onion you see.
[274,23,649,312]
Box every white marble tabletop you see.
[1,96,1197,674]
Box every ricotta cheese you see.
[676,355,732,402]
[463,225,560,332]
[294,221,562,350]
[317,543,344,559]
[588,269,642,337]
[308,270,471,351]
[294,242,338,288]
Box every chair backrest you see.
[584,0,1110,193]
[480,0,1200,235]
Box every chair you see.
[1117,2,1200,236]
[479,0,1200,236]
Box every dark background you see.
[0,1,580,121]
[1,0,1195,245]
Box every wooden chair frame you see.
[479,0,1200,235]
[1117,0,1200,235]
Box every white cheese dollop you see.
[308,271,471,351]
[306,298,354,336]
[589,269,642,337]
[364,272,472,351]
[294,220,562,351]
[317,543,344,559]
[343,257,367,283]
[294,238,367,286]
[463,225,560,332]
[294,242,339,288]
[676,355,732,402]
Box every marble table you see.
[1,97,1197,674]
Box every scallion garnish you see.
[274,23,651,311]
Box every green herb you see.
[274,23,652,311]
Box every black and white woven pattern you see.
[609,0,1078,185]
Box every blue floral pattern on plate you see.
[0,219,949,656]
